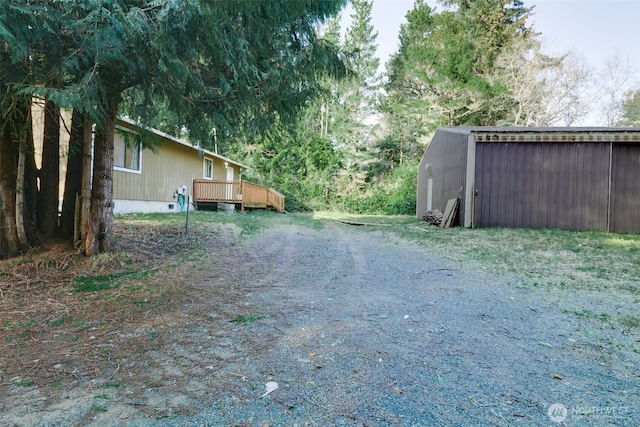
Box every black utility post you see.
[184,183,191,236]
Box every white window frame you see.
[203,157,213,179]
[114,127,142,174]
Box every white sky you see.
[344,0,640,74]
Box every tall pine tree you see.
[385,0,533,130]
[331,0,380,191]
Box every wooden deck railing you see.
[192,179,285,212]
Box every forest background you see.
[214,0,640,214]
[1,0,639,259]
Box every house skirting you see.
[113,199,194,214]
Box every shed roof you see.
[117,116,249,169]
[436,126,640,143]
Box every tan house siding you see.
[112,118,244,213]
[212,157,235,180]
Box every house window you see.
[114,132,141,171]
[204,158,213,179]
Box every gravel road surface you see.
[5,220,638,426]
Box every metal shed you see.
[417,127,640,233]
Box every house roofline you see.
[117,116,250,169]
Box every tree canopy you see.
[385,0,533,130]
[618,89,640,126]
[120,0,348,148]
[0,0,348,259]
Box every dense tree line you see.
[3,0,637,259]
[234,0,639,215]
[0,0,347,259]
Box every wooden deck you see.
[192,179,285,212]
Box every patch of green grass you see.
[104,382,120,389]
[73,320,87,328]
[50,381,63,388]
[619,314,640,329]
[564,308,612,322]
[381,223,640,295]
[91,394,110,412]
[13,379,35,387]
[148,330,160,340]
[91,402,107,412]
[116,212,187,223]
[73,269,151,293]
[231,314,270,325]
[117,210,294,250]
[49,315,74,327]
[21,318,37,328]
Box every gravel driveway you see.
[162,221,637,426]
[7,220,638,426]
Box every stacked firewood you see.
[422,209,443,226]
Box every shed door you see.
[610,144,640,233]
[474,142,610,230]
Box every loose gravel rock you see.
[3,220,638,426]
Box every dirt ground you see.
[1,217,638,426]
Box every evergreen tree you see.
[121,0,347,149]
[618,89,640,126]
[330,0,380,191]
[385,0,533,131]
[1,1,55,258]
[0,0,348,259]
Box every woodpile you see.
[422,198,460,229]
[423,209,444,226]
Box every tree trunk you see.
[23,125,41,247]
[79,114,93,248]
[0,125,20,259]
[15,123,31,252]
[84,101,117,256]
[60,111,84,239]
[37,100,61,237]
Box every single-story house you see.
[417,127,640,233]
[113,117,247,214]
